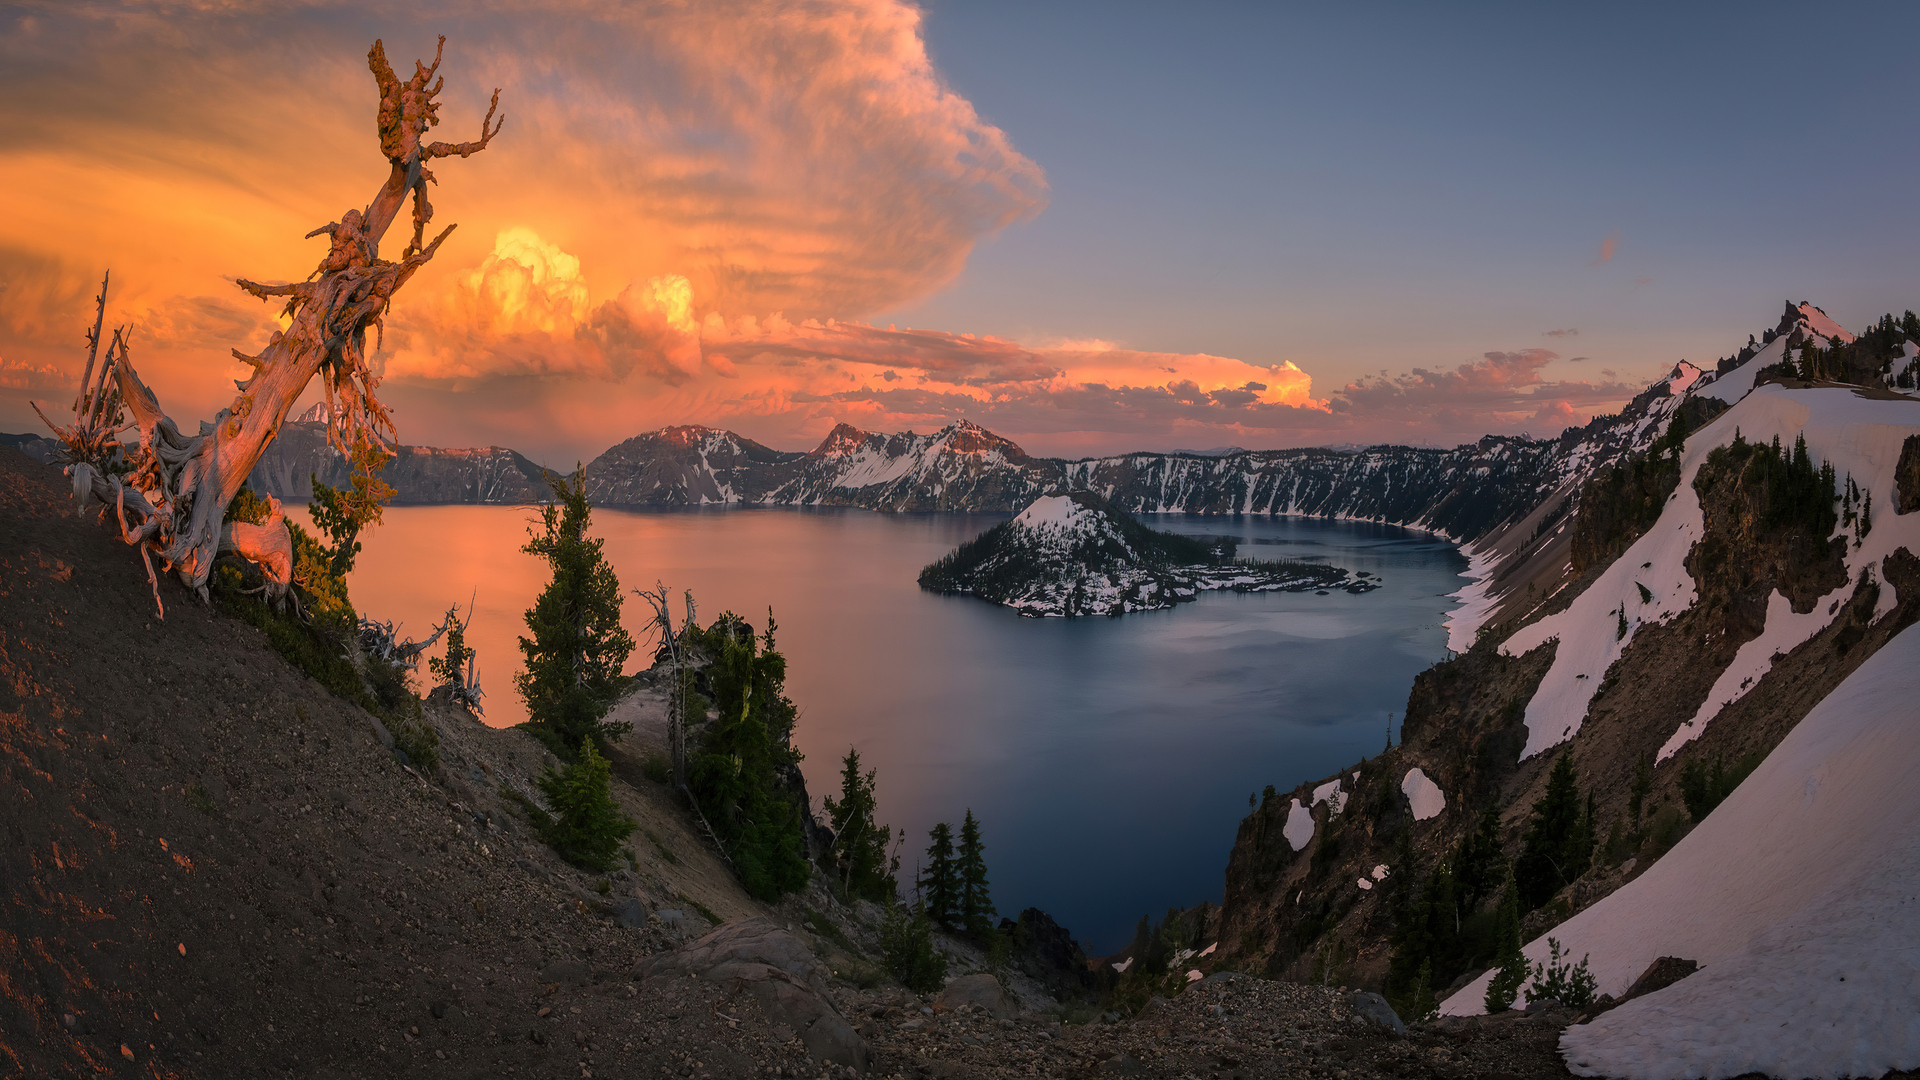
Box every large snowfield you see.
[1439,373,1920,1079]
[1442,621,1920,1079]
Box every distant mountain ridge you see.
[243,417,552,505]
[581,410,1653,543]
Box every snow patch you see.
[1445,623,1920,1080]
[1013,494,1088,530]
[1282,798,1315,852]
[1401,768,1446,821]
[1697,335,1788,404]
[1356,877,1373,891]
[1370,864,1390,881]
[1442,539,1501,653]
[1658,589,1830,761]
[1798,301,1856,345]
[1311,778,1348,815]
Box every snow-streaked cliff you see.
[1446,622,1920,1080]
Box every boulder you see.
[933,972,1016,1020]
[640,919,868,1072]
[611,898,648,929]
[1000,908,1098,995]
[1350,991,1407,1035]
[1620,956,1699,1003]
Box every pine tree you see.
[822,748,898,903]
[307,441,395,579]
[921,822,958,929]
[753,611,800,752]
[1567,792,1597,882]
[1454,803,1507,908]
[880,900,949,995]
[1484,871,1526,1013]
[1515,752,1584,912]
[688,617,811,901]
[956,809,994,937]
[517,468,635,757]
[427,602,480,714]
[535,739,636,871]
[1411,957,1437,1024]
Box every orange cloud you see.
[1590,233,1617,265]
[0,1,1045,429]
[351,225,1339,458]
[1327,347,1637,440]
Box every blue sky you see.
[897,1,1920,401]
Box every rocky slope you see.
[1,445,1606,1079]
[1207,305,1920,1069]
[919,491,1358,617]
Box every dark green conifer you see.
[956,809,994,937]
[535,739,636,872]
[822,748,898,903]
[921,822,958,928]
[687,612,809,901]
[1455,802,1508,908]
[517,468,635,757]
[1484,871,1526,1013]
[1515,752,1584,912]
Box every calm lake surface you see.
[329,505,1468,953]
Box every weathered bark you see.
[219,493,295,610]
[425,600,485,716]
[634,583,698,788]
[37,37,502,615]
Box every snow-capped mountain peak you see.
[1795,300,1855,345]
[1008,492,1118,553]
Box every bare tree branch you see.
[34,37,504,616]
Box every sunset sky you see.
[5,1,1920,464]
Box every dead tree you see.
[36,38,502,616]
[424,597,485,716]
[634,582,699,789]
[358,615,445,671]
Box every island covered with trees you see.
[919,491,1371,617]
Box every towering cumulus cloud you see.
[0,2,1045,434]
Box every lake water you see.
[328,505,1468,953]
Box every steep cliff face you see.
[1211,314,1920,1019]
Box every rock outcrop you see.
[639,919,869,1071]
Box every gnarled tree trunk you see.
[37,38,502,616]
